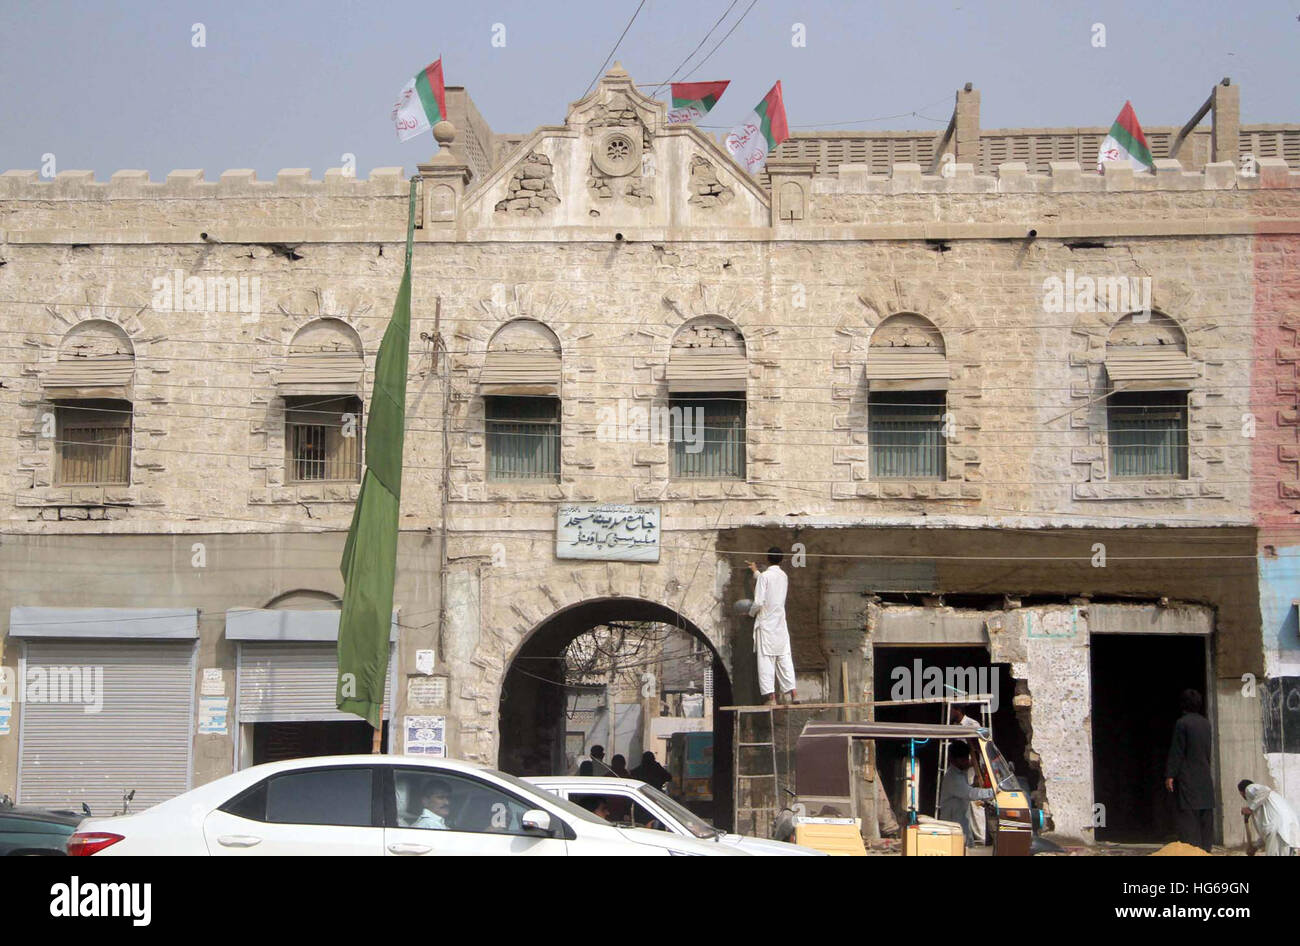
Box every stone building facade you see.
[1,66,1297,844]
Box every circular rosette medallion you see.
[593,131,642,177]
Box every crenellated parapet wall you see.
[814,157,1299,195]
[0,166,411,196]
[829,157,1294,193]
[0,167,412,237]
[6,156,1296,242]
[783,157,1300,231]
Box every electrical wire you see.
[649,0,741,99]
[583,0,648,97]
[679,0,760,82]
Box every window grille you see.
[57,400,132,485]
[670,394,746,480]
[486,396,560,481]
[869,391,946,480]
[1108,391,1188,479]
[285,396,362,483]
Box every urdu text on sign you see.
[556,504,661,562]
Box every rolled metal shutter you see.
[1105,345,1198,386]
[480,351,562,396]
[17,640,195,812]
[236,642,394,723]
[666,349,748,393]
[42,355,135,400]
[864,348,950,390]
[276,351,365,396]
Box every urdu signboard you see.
[556,504,661,562]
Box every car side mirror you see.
[521,809,552,835]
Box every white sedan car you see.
[526,776,825,856]
[66,756,748,856]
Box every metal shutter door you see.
[18,640,195,812]
[237,642,394,723]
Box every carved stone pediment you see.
[565,62,665,134]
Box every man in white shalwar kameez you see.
[950,703,987,846]
[1238,779,1300,856]
[748,547,797,706]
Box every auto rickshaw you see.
[788,720,1042,856]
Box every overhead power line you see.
[650,0,741,98]
[584,0,648,97]
[680,0,761,82]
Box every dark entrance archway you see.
[497,597,735,830]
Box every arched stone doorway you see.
[497,597,735,830]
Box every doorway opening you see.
[245,720,389,765]
[497,597,734,830]
[1090,633,1210,843]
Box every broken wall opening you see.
[871,644,1027,825]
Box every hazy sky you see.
[1,0,1296,179]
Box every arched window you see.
[865,314,948,480]
[667,317,748,480]
[1104,312,1194,479]
[279,319,365,483]
[44,321,135,485]
[481,320,562,481]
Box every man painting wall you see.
[748,547,797,706]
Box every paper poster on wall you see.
[198,696,228,735]
[408,676,447,708]
[0,699,11,736]
[201,668,225,696]
[404,715,447,756]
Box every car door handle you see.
[387,842,433,855]
[217,834,262,848]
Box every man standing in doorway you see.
[1164,688,1215,852]
[748,546,797,706]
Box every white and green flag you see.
[392,59,447,142]
[668,80,730,125]
[724,81,790,174]
[1097,100,1154,172]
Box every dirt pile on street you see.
[1149,842,1211,856]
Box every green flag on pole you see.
[336,179,417,729]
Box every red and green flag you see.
[392,59,447,142]
[336,180,416,729]
[1097,101,1154,172]
[724,81,789,173]
[668,80,730,125]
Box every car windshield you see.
[637,785,718,840]
[984,741,1020,792]
[489,770,612,827]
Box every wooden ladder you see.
[732,707,781,839]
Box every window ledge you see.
[17,486,141,507]
[845,480,976,501]
[252,484,361,504]
[1073,481,1209,500]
